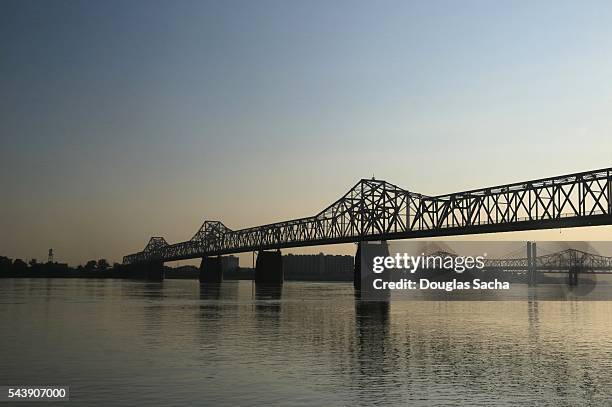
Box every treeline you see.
[0,256,124,278]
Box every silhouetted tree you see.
[29,259,38,267]
[97,259,109,271]
[84,260,97,272]
[0,256,11,273]
[12,259,27,273]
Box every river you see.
[1,278,612,406]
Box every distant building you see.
[283,253,354,281]
[221,255,239,273]
[164,254,353,281]
[164,255,239,279]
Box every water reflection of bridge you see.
[189,282,609,405]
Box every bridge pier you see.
[527,242,538,286]
[199,256,223,284]
[255,250,283,285]
[145,261,165,281]
[354,241,390,300]
[354,242,362,290]
[568,266,579,286]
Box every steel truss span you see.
[123,167,612,264]
[486,249,612,273]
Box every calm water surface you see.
[1,278,612,406]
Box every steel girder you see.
[123,167,612,264]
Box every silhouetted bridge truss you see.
[486,249,612,274]
[425,248,612,274]
[124,167,612,265]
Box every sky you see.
[1,0,612,266]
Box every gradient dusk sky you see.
[1,0,612,265]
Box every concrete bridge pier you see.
[255,250,283,285]
[354,242,362,290]
[568,266,579,286]
[199,256,223,284]
[527,242,538,286]
[145,261,165,281]
[354,240,391,289]
[354,241,390,301]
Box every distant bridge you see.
[486,248,612,274]
[426,248,612,274]
[124,167,612,266]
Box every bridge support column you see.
[255,250,283,285]
[354,241,390,301]
[568,266,579,286]
[145,261,165,281]
[527,242,538,286]
[354,243,362,290]
[199,256,223,284]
